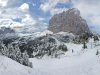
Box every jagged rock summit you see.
[48,8,90,35]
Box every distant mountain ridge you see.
[0,27,15,35]
[48,8,90,35]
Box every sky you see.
[0,0,100,34]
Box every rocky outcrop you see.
[48,8,90,35]
[0,27,15,34]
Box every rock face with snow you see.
[48,8,90,35]
[0,27,15,34]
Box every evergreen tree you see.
[15,45,21,63]
[83,42,87,49]
[22,50,33,68]
[7,44,15,59]
[96,50,99,55]
[48,50,51,56]
[0,40,4,52]
[23,50,29,66]
[94,35,99,41]
[62,45,68,52]
[28,62,33,68]
[2,46,8,56]
[72,49,74,53]
[0,40,32,68]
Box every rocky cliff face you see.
[48,8,90,35]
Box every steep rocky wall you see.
[48,8,90,35]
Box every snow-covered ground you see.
[19,30,53,38]
[0,55,50,75]
[30,38,100,75]
[1,38,100,75]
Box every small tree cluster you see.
[94,35,99,41]
[58,44,68,52]
[0,41,33,68]
[73,32,94,44]
[22,36,57,58]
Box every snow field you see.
[30,38,100,75]
[0,36,100,75]
[0,55,50,75]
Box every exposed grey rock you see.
[48,8,90,35]
[0,27,15,34]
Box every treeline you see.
[73,32,99,44]
[0,40,33,68]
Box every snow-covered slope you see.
[29,38,100,75]
[1,32,100,75]
[0,55,50,75]
[19,30,53,38]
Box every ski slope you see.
[30,38,100,75]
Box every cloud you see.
[71,0,100,26]
[0,13,38,33]
[90,28,100,34]
[38,18,45,21]
[0,14,38,33]
[0,0,48,33]
[40,0,69,15]
[89,16,100,26]
[0,0,20,7]
[19,3,29,12]
[44,23,47,25]
[32,3,36,6]
[0,2,38,33]
[50,7,68,16]
[0,0,8,7]
[22,14,37,25]
[0,7,27,19]
[0,7,47,33]
[6,0,19,6]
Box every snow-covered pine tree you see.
[0,40,32,68]
[2,46,8,56]
[23,50,29,66]
[0,40,4,52]
[28,62,33,68]
[0,40,8,56]
[22,50,33,68]
[7,44,15,59]
[15,45,21,63]
[7,44,10,57]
